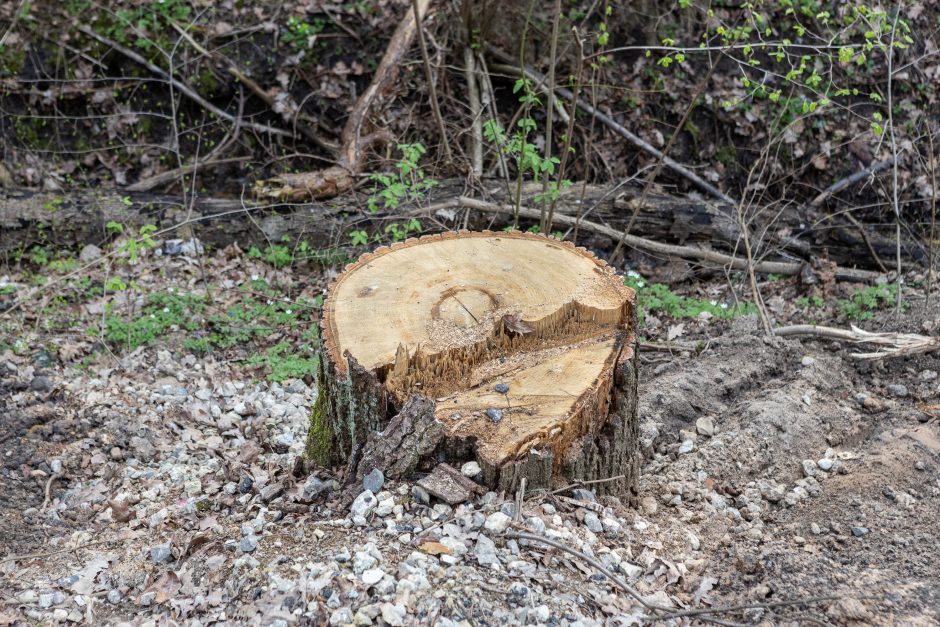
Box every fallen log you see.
[0,182,916,274]
[309,231,640,496]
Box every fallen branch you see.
[457,196,882,283]
[126,156,250,193]
[254,0,433,201]
[78,26,295,140]
[774,324,940,359]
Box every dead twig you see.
[253,0,432,201]
[169,21,337,153]
[513,478,526,523]
[40,472,61,510]
[457,196,882,283]
[843,211,888,273]
[126,156,250,193]
[543,474,625,497]
[774,324,940,359]
[538,0,562,233]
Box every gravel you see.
[3,275,936,626]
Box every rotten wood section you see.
[310,231,640,496]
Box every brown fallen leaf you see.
[418,541,452,556]
[145,570,181,604]
[108,498,136,523]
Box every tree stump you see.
[308,231,639,497]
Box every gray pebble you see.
[237,475,254,494]
[851,526,870,537]
[240,535,258,553]
[150,543,172,564]
[412,485,431,505]
[571,488,597,502]
[461,461,482,478]
[29,376,52,392]
[350,490,377,519]
[363,468,385,494]
[583,512,604,534]
[486,408,503,423]
[887,383,908,397]
[494,383,510,394]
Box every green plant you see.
[367,143,438,213]
[796,294,826,308]
[838,283,906,320]
[245,341,318,382]
[282,16,326,55]
[106,0,192,53]
[247,244,293,269]
[624,271,756,326]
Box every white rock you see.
[439,536,467,557]
[484,511,511,533]
[461,461,482,478]
[361,568,384,585]
[375,498,395,517]
[817,458,833,471]
[351,490,377,520]
[695,416,715,437]
[381,603,407,627]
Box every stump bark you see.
[308,231,639,496]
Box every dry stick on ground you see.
[842,211,889,273]
[507,531,835,622]
[412,0,452,164]
[774,325,940,359]
[77,27,294,140]
[487,48,736,206]
[476,54,510,186]
[126,156,251,193]
[254,0,433,201]
[457,196,882,282]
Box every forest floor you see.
[1,242,938,626]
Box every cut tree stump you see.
[308,231,640,497]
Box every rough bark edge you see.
[306,349,387,467]
[561,329,640,500]
[320,230,627,376]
